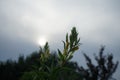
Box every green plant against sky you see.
[0,27,118,80]
[20,27,82,80]
[19,27,119,80]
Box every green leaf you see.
[66,33,68,43]
[71,46,79,51]
[62,41,65,49]
[58,49,64,61]
[67,55,73,61]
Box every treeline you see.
[0,27,119,80]
[0,51,41,80]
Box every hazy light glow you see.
[38,37,47,47]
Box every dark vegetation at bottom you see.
[0,27,119,80]
[0,47,118,80]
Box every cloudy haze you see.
[0,0,120,79]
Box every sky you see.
[0,0,120,79]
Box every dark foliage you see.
[0,51,40,80]
[0,52,79,80]
[0,47,119,80]
[78,46,119,80]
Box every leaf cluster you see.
[20,27,82,80]
[58,27,81,66]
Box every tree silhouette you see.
[77,46,119,80]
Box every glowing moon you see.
[38,37,47,46]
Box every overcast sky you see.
[0,0,120,79]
